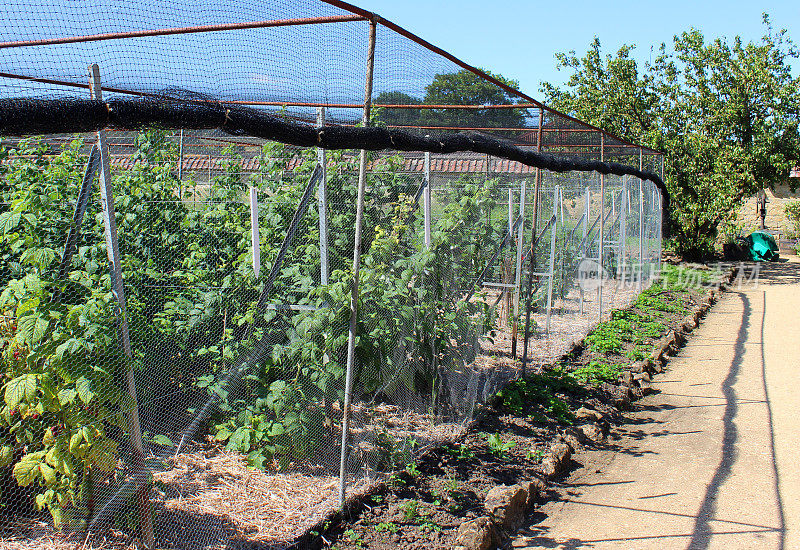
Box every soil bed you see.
[309,267,720,550]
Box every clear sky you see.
[354,0,800,99]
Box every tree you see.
[373,91,423,128]
[541,17,800,258]
[423,69,526,129]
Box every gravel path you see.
[515,259,800,550]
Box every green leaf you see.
[75,376,95,405]
[54,338,82,363]
[151,434,173,447]
[0,445,13,468]
[4,375,29,409]
[17,312,49,346]
[39,463,57,485]
[0,211,22,234]
[86,439,118,472]
[13,451,45,486]
[57,388,78,406]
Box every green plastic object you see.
[746,231,779,262]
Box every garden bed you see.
[305,264,728,550]
[0,266,717,550]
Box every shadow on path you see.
[685,293,749,549]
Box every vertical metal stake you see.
[598,136,605,322]
[619,176,627,282]
[317,107,330,285]
[178,129,184,199]
[545,186,558,333]
[340,18,377,509]
[423,146,432,249]
[249,186,261,278]
[580,186,589,314]
[520,107,543,374]
[511,181,526,357]
[88,64,154,550]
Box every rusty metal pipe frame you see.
[0,2,661,157]
[0,14,366,49]
[319,0,660,155]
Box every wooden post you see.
[424,146,432,249]
[88,64,154,550]
[317,107,330,285]
[249,186,261,278]
[340,18,377,509]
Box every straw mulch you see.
[1,448,355,550]
[152,448,345,548]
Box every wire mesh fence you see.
[0,132,661,548]
[0,1,663,548]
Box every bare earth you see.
[516,259,800,549]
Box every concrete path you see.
[517,260,800,550]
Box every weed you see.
[405,461,421,478]
[526,448,545,462]
[343,528,365,547]
[485,432,517,457]
[496,371,578,424]
[443,443,475,460]
[446,475,459,496]
[400,499,418,521]
[374,521,399,533]
[572,360,622,385]
[418,513,442,533]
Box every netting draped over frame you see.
[0,2,664,549]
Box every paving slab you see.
[517,260,800,550]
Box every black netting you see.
[0,2,665,549]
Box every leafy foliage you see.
[542,18,800,257]
[0,131,503,521]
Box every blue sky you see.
[0,0,797,110]
[354,0,800,99]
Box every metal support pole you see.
[88,64,153,550]
[598,135,605,322]
[520,107,543,374]
[423,146,432,249]
[656,187,663,276]
[580,186,589,314]
[317,107,330,285]
[545,186,558,333]
[508,189,513,235]
[56,145,99,283]
[249,186,261,278]
[619,176,627,281]
[339,18,377,509]
[638,149,644,287]
[177,129,184,199]
[511,181,526,358]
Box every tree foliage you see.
[376,69,526,130]
[541,16,800,257]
